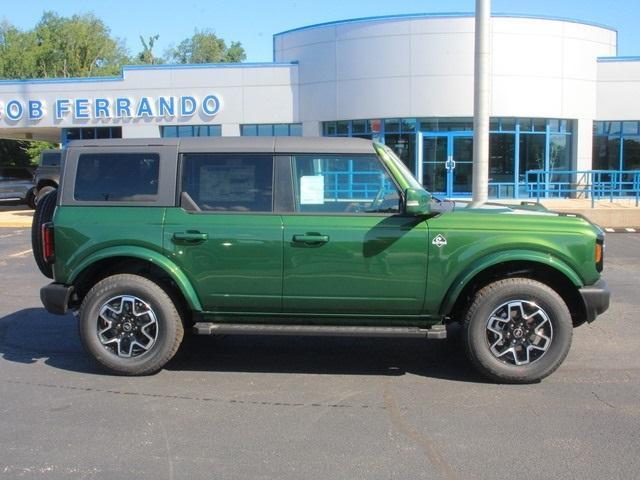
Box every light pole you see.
[471,0,491,206]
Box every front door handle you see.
[172,231,208,243]
[292,234,329,245]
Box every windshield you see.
[373,143,423,191]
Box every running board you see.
[192,322,447,340]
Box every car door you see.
[281,153,429,316]
[164,152,283,313]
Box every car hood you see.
[451,200,561,216]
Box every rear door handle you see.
[172,231,208,243]
[292,234,329,244]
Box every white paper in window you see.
[300,175,325,204]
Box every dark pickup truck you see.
[33,149,61,204]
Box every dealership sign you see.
[0,94,222,123]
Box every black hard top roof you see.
[66,136,376,155]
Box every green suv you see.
[33,137,609,383]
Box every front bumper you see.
[40,283,74,315]
[579,279,610,323]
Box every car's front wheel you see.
[463,278,573,384]
[78,274,184,375]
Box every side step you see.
[193,323,447,340]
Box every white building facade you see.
[0,13,638,198]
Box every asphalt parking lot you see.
[0,227,638,480]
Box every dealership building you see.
[0,13,639,198]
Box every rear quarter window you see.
[74,153,160,202]
[41,152,61,167]
[181,153,273,212]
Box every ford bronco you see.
[32,137,609,382]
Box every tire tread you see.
[463,277,572,384]
[79,274,184,376]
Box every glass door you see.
[451,135,473,196]
[421,135,448,195]
[418,132,474,197]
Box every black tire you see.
[31,189,57,278]
[78,274,184,375]
[463,278,573,384]
[25,188,36,209]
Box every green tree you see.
[25,141,58,165]
[166,30,246,64]
[32,11,129,78]
[0,21,39,79]
[0,139,30,166]
[137,34,162,65]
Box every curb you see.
[603,227,639,233]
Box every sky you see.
[2,0,639,62]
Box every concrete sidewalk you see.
[1,200,639,229]
[499,198,640,228]
[0,205,34,228]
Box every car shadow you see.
[0,308,487,383]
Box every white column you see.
[574,118,594,171]
[121,124,161,138]
[221,123,240,137]
[471,0,491,206]
[303,121,322,137]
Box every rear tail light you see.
[595,237,604,273]
[42,222,55,263]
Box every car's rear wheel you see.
[25,188,36,209]
[463,278,573,384]
[78,274,184,375]
[35,185,56,205]
[31,189,57,278]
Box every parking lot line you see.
[8,249,32,258]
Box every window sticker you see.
[300,175,325,205]
[199,165,256,202]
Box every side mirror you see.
[404,188,431,216]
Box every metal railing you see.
[313,168,640,208]
[525,170,640,207]
[320,170,392,202]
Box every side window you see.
[181,154,273,212]
[292,154,400,213]
[0,168,32,180]
[41,152,61,167]
[74,153,159,201]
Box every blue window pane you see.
[178,125,192,137]
[289,123,303,136]
[533,119,547,132]
[384,118,400,133]
[336,121,349,135]
[324,122,337,136]
[257,124,273,136]
[548,119,560,132]
[81,128,95,139]
[563,120,572,133]
[241,125,257,136]
[519,119,532,132]
[419,118,438,131]
[194,125,208,136]
[622,121,639,135]
[96,128,110,139]
[210,125,221,136]
[64,128,80,142]
[501,118,516,131]
[351,120,366,134]
[273,124,289,136]
[607,122,622,135]
[400,118,416,132]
